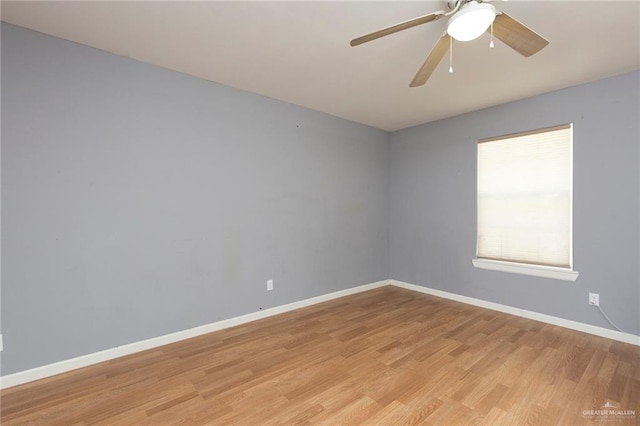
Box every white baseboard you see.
[390,280,640,346]
[3,278,637,389]
[0,280,389,389]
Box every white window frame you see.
[473,124,579,282]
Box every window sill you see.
[472,258,579,281]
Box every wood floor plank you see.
[2,286,639,425]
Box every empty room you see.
[1,1,639,425]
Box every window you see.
[472,124,578,281]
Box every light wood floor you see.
[2,286,638,425]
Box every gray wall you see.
[2,22,639,378]
[390,71,640,335]
[1,23,389,374]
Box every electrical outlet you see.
[0,334,3,352]
[589,292,599,306]
[267,279,274,291]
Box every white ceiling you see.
[2,1,639,131]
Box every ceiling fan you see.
[350,0,549,87]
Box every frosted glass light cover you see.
[447,2,496,42]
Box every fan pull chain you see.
[449,36,453,73]
[490,22,495,49]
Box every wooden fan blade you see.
[410,34,450,87]
[350,12,444,47]
[490,13,549,57]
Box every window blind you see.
[477,124,573,268]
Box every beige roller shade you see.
[477,124,573,268]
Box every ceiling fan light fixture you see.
[447,1,496,42]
